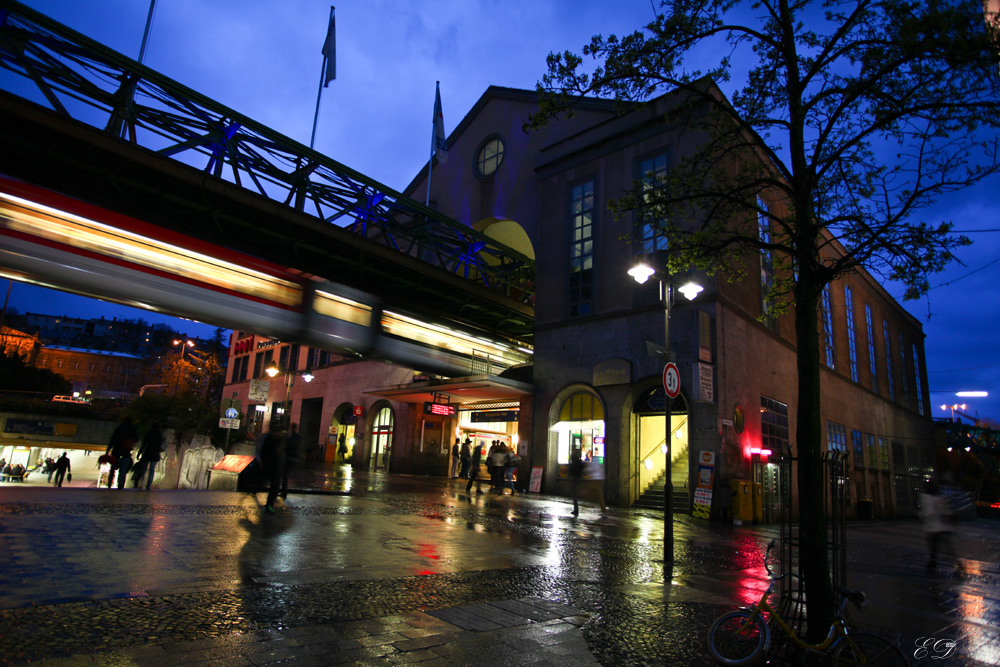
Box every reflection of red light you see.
[416,570,435,576]
[417,544,440,560]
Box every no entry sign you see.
[663,362,680,399]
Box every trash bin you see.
[858,497,873,520]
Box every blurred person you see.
[465,440,485,494]
[256,424,286,514]
[53,452,71,487]
[459,436,472,479]
[134,421,163,490]
[503,445,520,495]
[489,441,508,493]
[105,416,138,489]
[337,432,348,463]
[450,437,461,478]
[569,449,585,515]
[919,479,964,574]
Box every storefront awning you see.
[364,374,532,405]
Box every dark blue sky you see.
[4,0,999,422]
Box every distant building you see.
[35,346,144,398]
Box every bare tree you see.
[529,0,1000,636]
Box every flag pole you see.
[311,6,336,150]
[425,82,439,208]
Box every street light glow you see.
[627,262,656,284]
[677,281,704,300]
[955,391,988,397]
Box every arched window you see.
[552,392,605,464]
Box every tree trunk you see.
[794,268,833,641]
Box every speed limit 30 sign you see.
[662,362,681,398]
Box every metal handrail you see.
[0,0,534,303]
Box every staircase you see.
[634,471,690,514]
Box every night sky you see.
[4,1,998,422]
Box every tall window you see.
[865,304,877,393]
[882,320,895,401]
[569,180,595,316]
[912,343,924,415]
[898,333,909,407]
[761,396,789,455]
[866,434,877,470]
[821,285,835,369]
[845,286,858,382]
[758,197,775,329]
[826,421,847,452]
[852,430,864,468]
[637,153,669,253]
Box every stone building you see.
[222,85,932,519]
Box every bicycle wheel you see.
[707,609,770,665]
[830,632,908,666]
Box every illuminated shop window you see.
[551,392,605,464]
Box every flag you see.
[433,82,448,163]
[322,7,336,87]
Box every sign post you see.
[663,362,680,398]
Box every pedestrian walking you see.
[919,480,964,574]
[280,423,302,501]
[257,425,286,514]
[489,441,507,493]
[503,446,520,495]
[459,437,472,478]
[133,421,163,490]
[53,452,71,487]
[450,437,461,478]
[45,457,55,483]
[106,416,138,489]
[569,449,584,515]
[465,440,484,494]
[337,432,348,463]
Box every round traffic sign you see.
[663,362,680,399]
[225,407,239,419]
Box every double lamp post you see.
[628,259,702,564]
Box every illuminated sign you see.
[232,336,254,355]
[471,410,519,422]
[423,402,456,416]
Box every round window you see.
[476,137,505,177]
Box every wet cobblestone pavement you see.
[1,469,998,666]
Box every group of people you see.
[103,417,165,490]
[255,422,303,514]
[457,437,520,495]
[0,460,27,482]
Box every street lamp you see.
[629,259,702,565]
[171,339,195,392]
[265,360,313,428]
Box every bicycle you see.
[706,540,907,666]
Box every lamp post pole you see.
[661,276,674,564]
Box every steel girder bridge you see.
[0,1,534,355]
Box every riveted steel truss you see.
[0,1,534,316]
